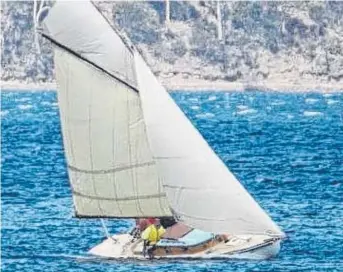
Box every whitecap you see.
[271,101,286,106]
[236,105,249,110]
[237,108,257,115]
[305,98,319,104]
[41,101,53,106]
[303,111,323,117]
[195,112,215,119]
[16,97,30,102]
[327,99,339,105]
[190,105,200,110]
[287,114,294,119]
[256,177,264,183]
[323,93,333,97]
[18,104,32,110]
[208,95,217,101]
[0,110,9,116]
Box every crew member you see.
[141,218,165,258]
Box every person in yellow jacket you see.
[141,218,165,258]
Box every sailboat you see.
[39,0,285,259]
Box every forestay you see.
[43,1,171,217]
[135,54,285,237]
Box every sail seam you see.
[75,214,172,219]
[88,71,106,217]
[163,184,221,190]
[73,190,166,201]
[68,161,155,174]
[111,85,123,216]
[40,32,139,93]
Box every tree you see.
[165,0,170,23]
[216,1,223,40]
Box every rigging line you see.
[100,219,117,243]
[40,32,139,93]
[100,219,111,239]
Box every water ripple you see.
[2,90,343,271]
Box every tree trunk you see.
[165,0,170,23]
[216,1,223,40]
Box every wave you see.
[327,99,339,105]
[195,112,215,118]
[271,101,286,106]
[188,98,199,102]
[190,105,200,110]
[1,110,9,116]
[18,104,33,110]
[16,97,31,102]
[305,98,319,104]
[208,95,217,101]
[237,108,257,115]
[236,105,249,110]
[303,111,323,117]
[41,101,54,106]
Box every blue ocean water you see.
[1,90,343,271]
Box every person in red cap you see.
[141,218,165,258]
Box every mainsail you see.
[43,0,284,237]
[42,1,171,218]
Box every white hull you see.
[89,234,281,260]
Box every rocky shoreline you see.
[2,1,343,92]
[1,77,342,93]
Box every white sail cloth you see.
[135,54,284,237]
[43,0,136,88]
[44,1,171,217]
[44,0,284,237]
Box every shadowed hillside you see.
[1,1,343,88]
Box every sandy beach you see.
[1,78,342,93]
